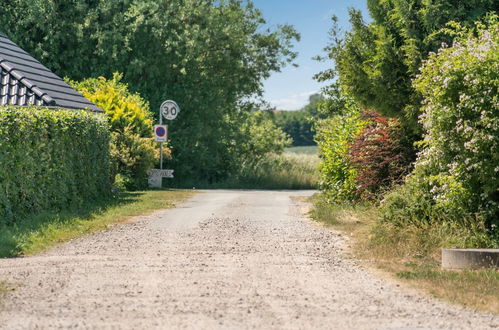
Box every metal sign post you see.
[149,100,180,188]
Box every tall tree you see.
[272,94,324,146]
[1,0,299,180]
[317,0,498,131]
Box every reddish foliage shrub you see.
[349,111,414,200]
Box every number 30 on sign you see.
[160,100,180,120]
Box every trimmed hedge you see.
[0,107,111,223]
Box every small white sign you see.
[160,100,180,120]
[148,176,162,188]
[154,125,168,142]
[149,169,174,179]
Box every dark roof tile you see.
[0,33,102,112]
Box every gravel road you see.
[0,190,497,329]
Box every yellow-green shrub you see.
[69,73,153,136]
[0,107,111,223]
[69,73,158,189]
[315,102,366,202]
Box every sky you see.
[251,0,369,110]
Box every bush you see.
[315,103,366,202]
[381,16,499,242]
[69,73,153,136]
[0,107,111,223]
[238,111,291,166]
[110,128,157,189]
[348,111,415,200]
[69,74,158,189]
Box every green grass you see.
[167,152,320,190]
[0,190,193,257]
[285,145,318,155]
[233,152,319,189]
[310,194,499,314]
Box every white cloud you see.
[270,91,317,110]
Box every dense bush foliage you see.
[109,129,157,190]
[315,102,366,202]
[0,107,111,223]
[170,110,291,185]
[348,111,415,200]
[381,17,499,241]
[70,74,157,189]
[238,111,291,166]
[0,0,299,183]
[70,74,153,137]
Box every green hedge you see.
[0,107,111,223]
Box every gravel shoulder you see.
[0,190,497,329]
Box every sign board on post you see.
[147,169,174,188]
[160,100,180,121]
[149,100,180,188]
[148,176,162,188]
[149,169,174,179]
[154,125,168,142]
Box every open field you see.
[0,190,193,258]
[310,196,499,314]
[285,145,318,155]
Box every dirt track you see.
[0,190,497,329]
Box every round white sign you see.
[160,100,180,120]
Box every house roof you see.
[0,34,102,112]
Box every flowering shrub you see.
[382,16,499,240]
[348,111,414,200]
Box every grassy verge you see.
[0,190,193,258]
[310,195,499,314]
[168,152,319,190]
[233,152,319,189]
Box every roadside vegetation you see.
[0,190,192,258]
[166,150,319,190]
[310,198,499,314]
[311,2,498,313]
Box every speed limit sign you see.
[160,100,180,120]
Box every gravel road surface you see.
[0,190,497,329]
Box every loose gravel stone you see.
[0,190,497,329]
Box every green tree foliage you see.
[381,17,499,239]
[0,107,111,223]
[69,74,156,189]
[317,0,498,131]
[315,101,366,202]
[238,111,291,168]
[273,94,324,146]
[0,0,299,182]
